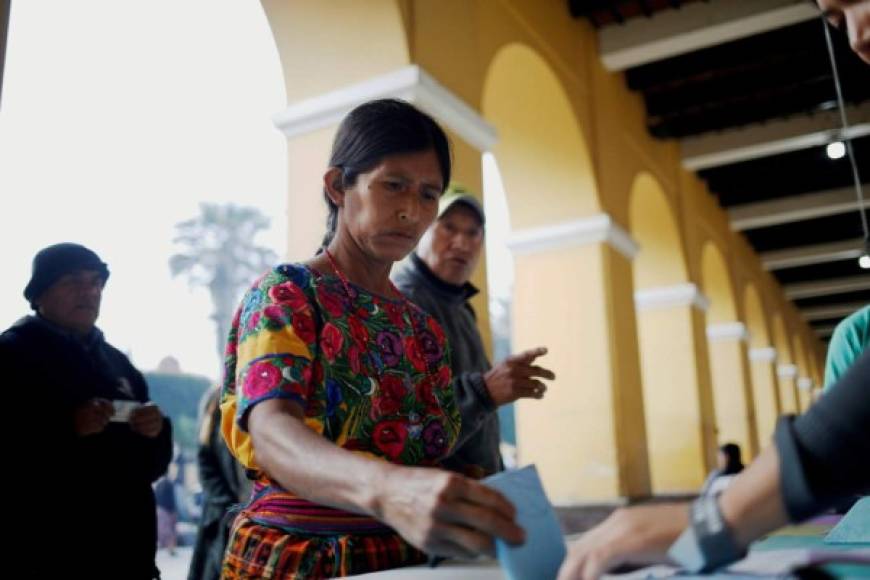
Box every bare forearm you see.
[249,399,396,518]
[718,445,789,548]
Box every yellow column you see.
[285,128,336,260]
[776,364,800,414]
[748,346,781,445]
[512,219,651,502]
[635,284,717,494]
[706,323,759,458]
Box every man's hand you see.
[483,347,555,407]
[130,403,164,438]
[557,504,689,580]
[73,398,113,436]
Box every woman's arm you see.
[249,398,525,559]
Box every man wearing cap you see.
[1,243,172,579]
[392,186,554,477]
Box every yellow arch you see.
[772,314,799,413]
[743,284,780,441]
[629,172,688,288]
[483,43,652,500]
[772,314,794,364]
[743,285,770,348]
[700,243,737,323]
[482,42,599,230]
[792,335,811,412]
[700,243,758,455]
[261,0,409,102]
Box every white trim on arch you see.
[272,65,498,152]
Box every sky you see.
[0,1,517,382]
[0,1,288,381]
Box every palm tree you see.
[170,203,278,358]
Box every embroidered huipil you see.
[220,263,459,578]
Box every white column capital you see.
[634,283,709,312]
[797,377,814,391]
[706,322,750,343]
[272,65,498,152]
[777,364,798,379]
[749,347,777,363]
[508,214,639,260]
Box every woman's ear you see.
[323,167,345,208]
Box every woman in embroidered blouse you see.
[220,99,524,578]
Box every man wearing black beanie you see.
[1,242,173,580]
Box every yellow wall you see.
[744,284,780,443]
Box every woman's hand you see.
[557,504,689,580]
[376,465,526,559]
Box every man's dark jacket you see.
[1,315,172,580]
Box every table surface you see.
[352,516,870,579]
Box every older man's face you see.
[818,0,870,64]
[417,204,484,286]
[37,269,104,335]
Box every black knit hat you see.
[23,243,110,309]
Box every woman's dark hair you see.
[719,442,744,475]
[320,98,452,249]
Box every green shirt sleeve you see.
[823,305,870,391]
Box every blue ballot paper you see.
[483,465,567,580]
[825,496,870,544]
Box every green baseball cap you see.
[438,184,485,226]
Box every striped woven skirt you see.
[221,490,428,578]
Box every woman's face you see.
[336,149,444,263]
[819,0,870,64]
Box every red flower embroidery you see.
[268,281,309,312]
[372,375,406,418]
[348,344,362,374]
[373,395,401,417]
[263,304,286,325]
[436,365,451,390]
[348,316,369,347]
[428,317,446,344]
[417,376,439,410]
[404,336,427,372]
[292,310,316,345]
[321,322,344,361]
[243,361,281,399]
[317,284,346,318]
[372,420,408,461]
[380,374,407,400]
[384,303,405,327]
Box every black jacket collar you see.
[409,253,479,303]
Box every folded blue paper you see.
[483,465,567,580]
[825,496,870,544]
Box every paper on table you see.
[825,497,870,544]
[483,465,566,580]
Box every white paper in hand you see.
[110,400,141,422]
[483,465,566,580]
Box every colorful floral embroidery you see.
[221,263,459,470]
